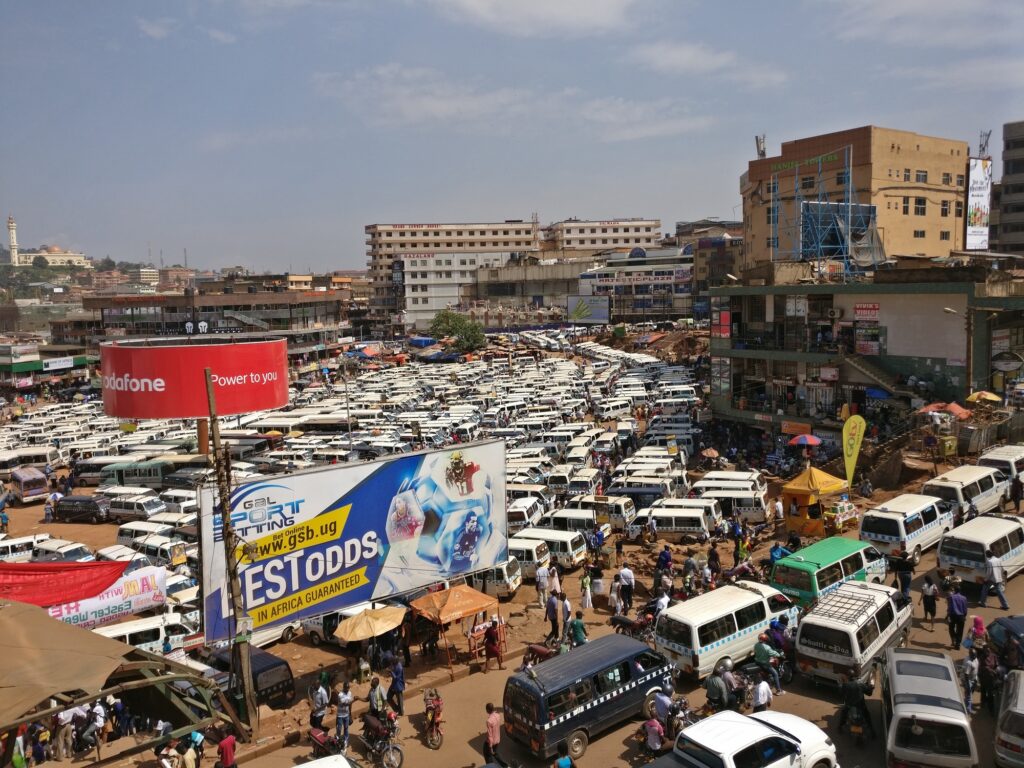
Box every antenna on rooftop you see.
[979,129,992,159]
[755,134,767,159]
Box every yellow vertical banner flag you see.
[842,415,867,489]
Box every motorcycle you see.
[423,688,444,750]
[610,612,655,642]
[739,656,795,687]
[721,559,766,584]
[309,727,343,759]
[667,697,701,735]
[843,704,867,747]
[360,711,404,768]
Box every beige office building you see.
[740,126,969,272]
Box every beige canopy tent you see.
[333,605,408,643]
[409,585,502,680]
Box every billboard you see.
[567,295,610,324]
[200,441,507,642]
[966,157,993,250]
[46,566,167,630]
[100,338,288,419]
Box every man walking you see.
[980,549,1010,610]
[309,679,329,730]
[560,592,572,642]
[483,703,504,767]
[1012,476,1023,514]
[544,590,560,644]
[619,564,635,614]
[947,584,969,650]
[535,561,549,609]
[387,657,406,716]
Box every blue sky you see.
[2,0,1021,271]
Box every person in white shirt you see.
[55,707,85,760]
[619,565,635,613]
[752,672,773,713]
[654,590,669,616]
[534,564,549,609]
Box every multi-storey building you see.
[542,219,661,253]
[578,247,693,321]
[692,237,744,320]
[997,120,1024,254]
[157,267,196,292]
[126,266,159,285]
[401,252,510,330]
[740,126,969,272]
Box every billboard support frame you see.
[205,367,258,738]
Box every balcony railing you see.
[726,331,852,355]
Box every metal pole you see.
[966,310,974,395]
[204,368,259,737]
[343,358,353,451]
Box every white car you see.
[664,710,838,768]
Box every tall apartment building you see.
[542,219,661,253]
[127,266,159,285]
[365,219,540,336]
[401,252,510,330]
[997,120,1024,254]
[740,126,969,272]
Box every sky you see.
[1,0,1022,271]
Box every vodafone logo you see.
[102,372,167,393]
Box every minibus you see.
[95,485,157,501]
[698,488,770,525]
[94,612,200,654]
[859,493,955,564]
[769,537,889,607]
[996,670,1024,767]
[0,534,51,562]
[654,582,798,679]
[512,528,587,570]
[563,494,637,531]
[129,534,188,568]
[507,483,555,513]
[701,470,768,497]
[923,464,1009,517]
[468,557,522,599]
[15,446,66,470]
[607,476,678,510]
[507,539,551,580]
[979,444,1024,484]
[937,513,1024,586]
[503,634,673,760]
[32,538,94,562]
[546,465,576,496]
[11,467,49,505]
[567,468,602,497]
[76,456,130,486]
[507,497,545,534]
[538,509,612,542]
[157,489,198,514]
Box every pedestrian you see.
[483,619,505,672]
[483,703,504,767]
[548,564,561,597]
[54,707,80,761]
[80,701,105,752]
[608,573,622,616]
[335,681,353,753]
[568,610,588,647]
[216,729,236,768]
[752,672,773,713]
[619,564,635,613]
[309,678,329,729]
[162,637,173,656]
[579,570,592,612]
[560,592,572,642]
[919,574,938,631]
[774,496,784,528]
[980,548,1010,610]
[647,514,658,542]
[893,549,914,602]
[947,584,969,651]
[1012,475,1023,514]
[966,615,988,648]
[707,543,721,579]
[962,647,979,713]
[13,726,28,768]
[615,537,624,566]
[386,657,405,715]
[544,590,560,644]
[979,644,1000,715]
[366,677,387,719]
[535,561,549,610]
[552,742,573,768]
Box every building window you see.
[915,170,928,183]
[766,206,778,225]
[914,197,927,216]
[902,197,910,215]
[766,236,778,248]
[913,230,926,238]
[957,174,965,187]
[903,168,911,181]
[940,200,950,217]
[801,176,814,190]
[956,201,964,217]
[836,171,849,186]
[765,180,778,194]
[942,172,952,185]
[940,231,951,241]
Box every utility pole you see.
[205,368,259,737]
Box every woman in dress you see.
[608,573,622,616]
[919,574,938,631]
[580,570,593,612]
[548,564,561,596]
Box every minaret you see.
[7,216,18,266]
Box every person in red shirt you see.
[216,728,237,768]
[483,703,504,766]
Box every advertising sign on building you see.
[853,303,880,322]
[567,295,610,324]
[0,344,40,364]
[992,328,1011,354]
[200,442,507,643]
[100,338,288,419]
[785,296,808,317]
[966,157,993,250]
[42,356,75,372]
[46,566,167,630]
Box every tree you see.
[96,257,116,271]
[429,309,486,353]
[32,255,49,268]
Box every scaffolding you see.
[770,144,886,279]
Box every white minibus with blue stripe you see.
[654,581,799,680]
[859,493,955,565]
[937,513,1024,587]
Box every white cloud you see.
[832,0,1024,49]
[202,27,238,44]
[423,0,643,37]
[198,126,309,152]
[316,63,713,142]
[136,17,179,40]
[627,40,786,88]
[896,56,1024,92]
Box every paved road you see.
[246,540,1011,768]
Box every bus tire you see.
[281,627,295,643]
[310,632,322,647]
[567,729,588,760]
[911,546,922,566]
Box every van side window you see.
[595,662,630,694]
[855,617,881,651]
[992,535,1012,558]
[767,594,794,613]
[1008,527,1024,551]
[904,515,924,535]
[962,482,981,499]
[839,555,864,578]
[659,617,693,648]
[978,475,994,492]
[548,680,593,717]
[921,506,937,525]
[817,563,844,589]
[129,627,160,646]
[698,615,738,647]
[735,601,767,631]
[771,565,812,592]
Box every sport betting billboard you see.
[965,157,993,251]
[567,295,610,324]
[200,441,506,642]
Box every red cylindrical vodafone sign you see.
[100,338,289,419]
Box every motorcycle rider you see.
[837,678,875,737]
[767,617,792,659]
[652,687,675,738]
[719,660,743,710]
[753,634,786,695]
[704,667,731,711]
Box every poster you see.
[566,295,610,324]
[200,441,507,642]
[853,303,880,322]
[842,415,866,490]
[46,566,168,630]
[965,158,993,251]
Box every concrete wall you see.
[831,291,966,361]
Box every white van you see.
[539,509,612,542]
[0,533,51,563]
[507,539,551,580]
[546,464,576,496]
[596,398,632,421]
[148,510,198,528]
[567,468,601,497]
[96,544,153,574]
[937,513,1024,586]
[109,494,169,523]
[654,582,799,679]
[564,446,593,471]
[997,669,1024,768]
[513,528,587,570]
[507,497,545,534]
[130,534,188,568]
[860,494,955,564]
[95,485,157,501]
[468,557,522,599]
[507,483,554,513]
[117,521,175,546]
[94,611,199,654]
[979,444,1024,484]
[158,489,198,515]
[699,489,770,525]
[32,538,94,562]
[880,647,978,768]
[923,465,1009,517]
[702,470,768,495]
[628,506,718,543]
[795,581,912,685]
[563,494,637,531]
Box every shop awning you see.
[410,584,497,624]
[783,467,847,496]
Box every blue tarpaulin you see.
[409,336,437,348]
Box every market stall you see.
[409,585,504,680]
[782,467,848,538]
